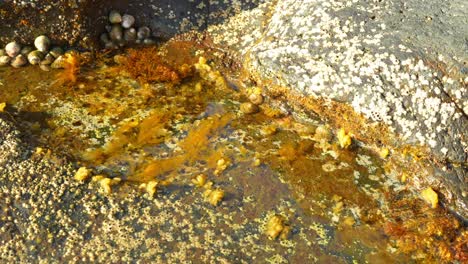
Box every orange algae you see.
[384,193,467,262]
[130,114,233,182]
[84,110,172,164]
[55,52,80,85]
[121,46,193,84]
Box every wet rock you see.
[49,47,64,58]
[20,46,33,55]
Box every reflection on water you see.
[0,40,466,263]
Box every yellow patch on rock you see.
[421,187,438,208]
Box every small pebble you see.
[143,38,156,45]
[27,50,44,65]
[99,33,110,44]
[39,64,51,71]
[51,55,66,69]
[49,47,64,58]
[121,14,135,28]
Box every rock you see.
[51,55,66,69]
[207,0,468,218]
[20,46,33,55]
[49,47,64,58]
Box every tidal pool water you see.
[0,38,466,263]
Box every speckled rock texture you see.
[0,0,264,49]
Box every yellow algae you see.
[192,174,208,187]
[92,175,121,194]
[337,128,352,149]
[401,173,408,183]
[379,148,390,159]
[139,180,159,198]
[55,52,81,86]
[266,215,289,240]
[74,167,92,182]
[421,187,438,208]
[203,188,224,206]
[0,102,5,112]
[129,114,233,182]
[214,158,230,176]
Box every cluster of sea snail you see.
[0,35,67,71]
[0,10,155,71]
[100,10,155,48]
